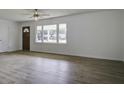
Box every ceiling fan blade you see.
[21,13,32,15]
[29,16,33,18]
[38,13,50,16]
[23,9,50,20]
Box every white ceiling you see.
[0,9,106,22]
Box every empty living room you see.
[0,9,123,84]
[1,0,124,91]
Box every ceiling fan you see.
[24,9,50,21]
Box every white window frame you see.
[35,26,43,43]
[35,23,67,44]
[43,24,57,43]
[58,23,67,44]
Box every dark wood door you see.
[22,26,30,51]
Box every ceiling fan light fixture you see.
[33,9,39,21]
[34,16,38,21]
[27,9,49,21]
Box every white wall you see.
[123,23,124,62]
[122,36,124,62]
[20,10,122,61]
[0,19,19,52]
[121,10,124,61]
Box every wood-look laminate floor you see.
[0,51,124,84]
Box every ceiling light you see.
[34,16,38,21]
[25,9,49,21]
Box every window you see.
[59,24,67,43]
[35,24,67,44]
[35,26,42,43]
[43,25,57,43]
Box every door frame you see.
[22,26,30,51]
